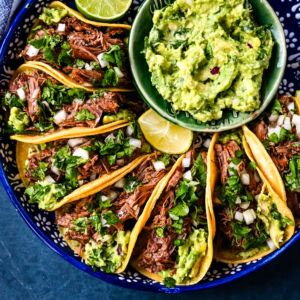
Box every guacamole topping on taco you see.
[251,95,300,220]
[56,153,173,273]
[22,4,132,89]
[145,0,273,122]
[2,67,139,135]
[20,124,151,210]
[132,144,213,286]
[212,132,294,262]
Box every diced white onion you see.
[268,113,279,123]
[240,173,250,185]
[183,170,192,180]
[116,159,125,166]
[85,63,93,71]
[89,172,97,181]
[240,202,250,209]
[235,211,244,222]
[296,125,300,138]
[26,45,39,57]
[17,88,26,100]
[243,209,255,225]
[129,138,142,149]
[53,109,67,124]
[101,215,109,227]
[182,158,191,168]
[72,147,89,160]
[78,180,84,186]
[109,191,118,201]
[97,53,109,68]
[83,82,92,87]
[153,161,165,172]
[268,126,281,137]
[254,171,261,183]
[73,98,83,105]
[45,175,55,184]
[277,115,285,126]
[203,138,211,148]
[114,178,125,188]
[105,133,115,142]
[249,208,257,219]
[235,197,241,204]
[266,238,277,250]
[57,23,65,32]
[51,166,60,176]
[255,194,260,201]
[288,102,295,113]
[68,138,86,148]
[292,114,300,126]
[101,195,109,202]
[126,125,134,137]
[282,116,291,131]
[114,67,124,78]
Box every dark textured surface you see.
[0,181,299,300]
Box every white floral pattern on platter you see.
[0,0,299,292]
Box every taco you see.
[21,1,133,91]
[131,143,215,287]
[243,93,300,224]
[55,152,175,273]
[3,64,141,143]
[17,124,153,211]
[211,131,295,263]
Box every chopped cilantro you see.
[74,109,96,121]
[31,162,49,180]
[72,217,88,234]
[249,161,257,170]
[163,277,176,288]
[103,211,119,225]
[124,175,141,193]
[156,227,165,238]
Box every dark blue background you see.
[0,181,299,299]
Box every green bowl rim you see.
[128,0,287,132]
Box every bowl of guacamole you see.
[129,0,286,131]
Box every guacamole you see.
[159,228,207,284]
[85,230,131,272]
[39,7,68,25]
[145,0,274,122]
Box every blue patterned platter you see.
[0,0,299,294]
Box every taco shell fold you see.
[131,153,215,285]
[25,1,134,92]
[210,133,295,264]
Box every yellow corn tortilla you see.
[16,139,153,210]
[56,154,171,273]
[131,154,215,285]
[210,133,295,264]
[243,95,300,225]
[9,64,133,143]
[24,1,134,92]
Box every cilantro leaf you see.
[31,161,49,180]
[101,69,119,87]
[103,211,119,225]
[163,277,176,288]
[74,109,96,121]
[124,175,141,193]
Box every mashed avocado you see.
[39,7,68,25]
[145,0,274,122]
[102,109,136,124]
[25,179,68,210]
[257,194,284,248]
[159,229,207,284]
[85,230,130,272]
[218,130,243,145]
[8,107,30,132]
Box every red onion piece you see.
[210,67,220,75]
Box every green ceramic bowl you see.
[129,0,286,132]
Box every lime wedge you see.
[138,109,193,154]
[75,0,132,22]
